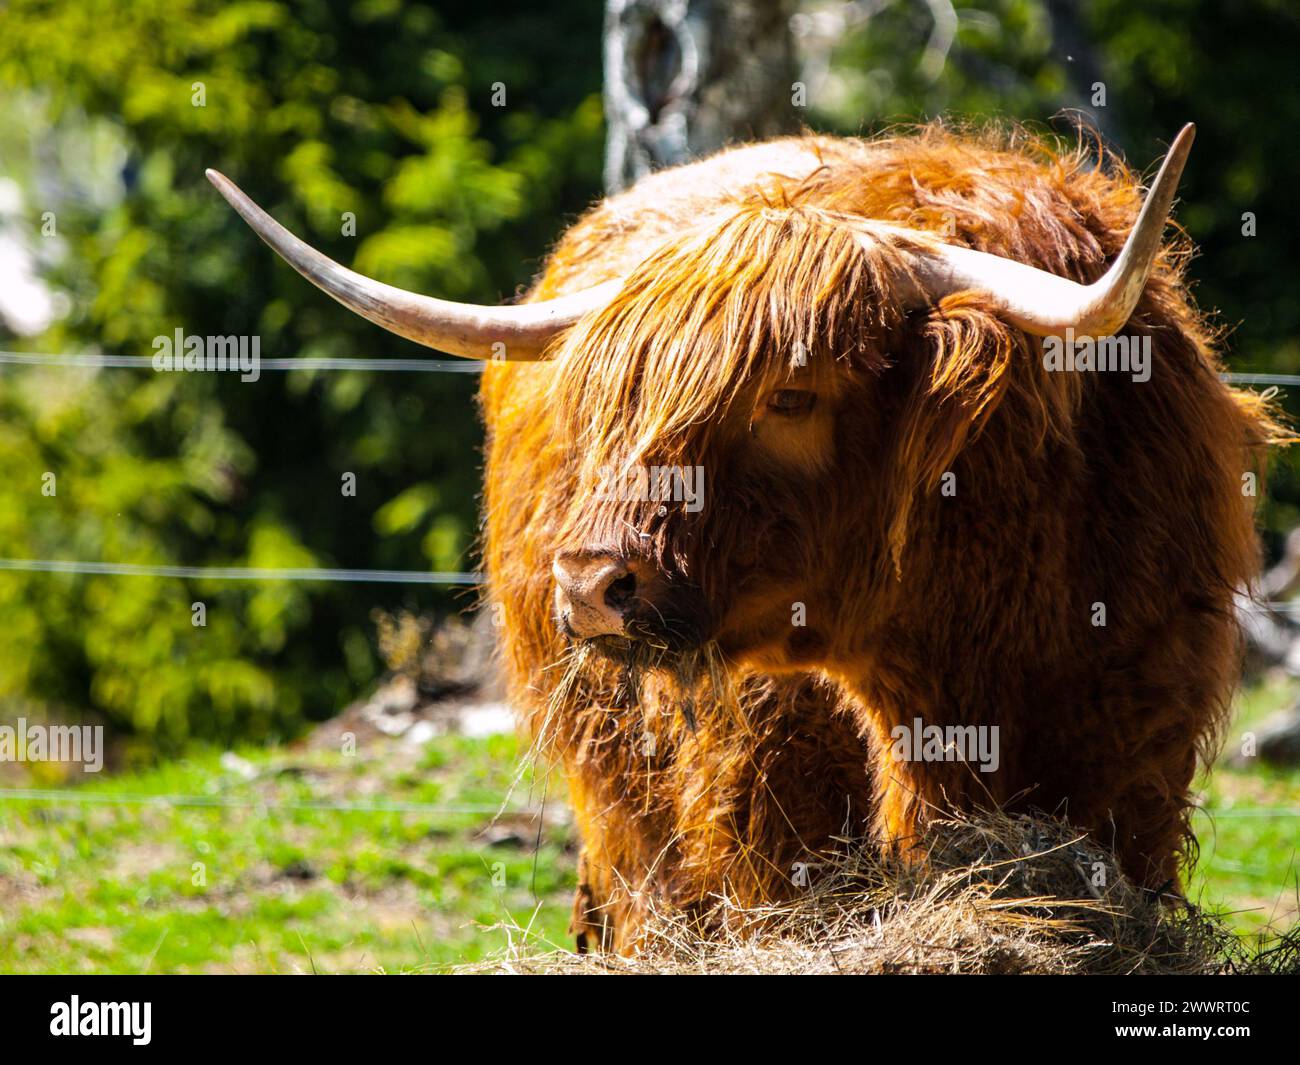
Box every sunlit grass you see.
[0,734,575,974]
[1191,672,1300,937]
[2,676,1297,973]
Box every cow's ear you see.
[882,297,1020,574]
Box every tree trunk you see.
[603,0,800,193]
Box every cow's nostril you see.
[604,572,637,613]
[553,555,645,639]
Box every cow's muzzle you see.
[552,551,708,649]
[552,554,639,639]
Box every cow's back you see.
[528,136,875,296]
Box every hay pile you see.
[466,810,1298,975]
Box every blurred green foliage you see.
[1,0,1297,749]
[0,0,603,748]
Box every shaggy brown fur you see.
[479,124,1285,952]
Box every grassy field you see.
[0,731,577,974]
[1,678,1297,974]
[1188,672,1300,937]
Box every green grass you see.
[2,680,1298,973]
[0,732,576,973]
[1190,672,1300,937]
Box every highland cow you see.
[210,121,1284,951]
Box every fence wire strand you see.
[0,558,481,585]
[0,785,1290,820]
[0,788,530,816]
[0,350,484,373]
[5,350,1300,385]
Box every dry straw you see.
[460,809,1299,975]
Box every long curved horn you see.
[206,170,620,360]
[858,124,1195,337]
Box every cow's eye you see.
[766,389,817,416]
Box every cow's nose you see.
[552,555,638,638]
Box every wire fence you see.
[0,558,481,585]
[0,784,1292,820]
[0,349,489,585]
[1221,373,1300,386]
[4,351,1300,590]
[2,347,1299,831]
[5,350,1300,386]
[0,788,528,817]
[0,350,484,373]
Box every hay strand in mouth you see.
[546,635,738,734]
